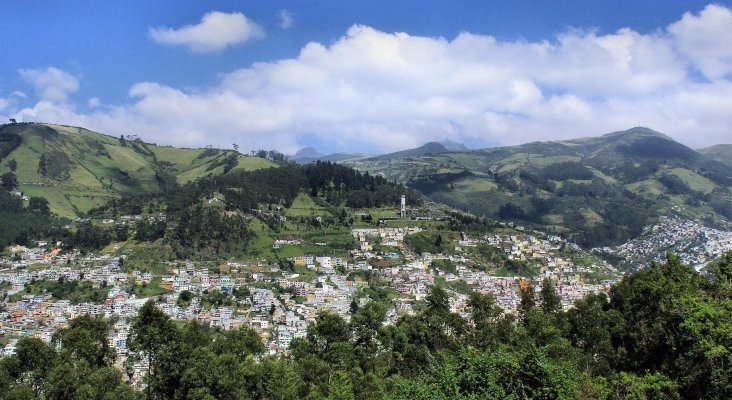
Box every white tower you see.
[400,195,406,218]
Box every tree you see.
[52,314,115,368]
[467,291,507,349]
[44,362,79,400]
[567,293,617,374]
[350,301,387,370]
[8,158,17,172]
[264,359,303,400]
[13,337,56,397]
[518,282,536,318]
[128,300,179,399]
[29,197,50,215]
[2,171,18,191]
[212,326,264,358]
[327,370,355,400]
[709,250,732,285]
[539,277,562,314]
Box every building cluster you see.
[0,222,648,363]
[601,216,732,271]
[100,213,168,225]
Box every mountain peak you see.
[602,127,675,142]
[293,147,322,158]
[437,139,468,151]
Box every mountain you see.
[0,123,276,217]
[698,144,732,167]
[346,127,732,248]
[289,139,467,164]
[370,141,452,161]
[289,147,372,164]
[439,139,469,151]
[292,147,322,160]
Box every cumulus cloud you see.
[149,11,264,53]
[7,4,732,152]
[18,67,79,102]
[668,4,732,80]
[279,10,293,30]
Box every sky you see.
[1,1,732,154]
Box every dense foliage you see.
[388,131,732,249]
[0,186,60,248]
[9,278,109,304]
[0,132,22,162]
[78,162,420,257]
[1,252,730,399]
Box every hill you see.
[698,144,732,167]
[370,141,452,161]
[289,147,372,164]
[0,123,276,217]
[346,127,732,247]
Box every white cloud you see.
[668,4,732,80]
[87,97,101,108]
[18,67,79,102]
[279,10,293,30]
[8,5,732,152]
[149,11,264,53]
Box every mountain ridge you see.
[0,123,276,217]
[698,144,732,167]
[345,127,732,247]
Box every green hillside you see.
[347,127,732,247]
[0,123,276,217]
[698,144,732,167]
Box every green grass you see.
[589,168,618,184]
[246,219,276,259]
[131,277,170,297]
[626,179,665,197]
[285,192,332,217]
[120,242,176,273]
[452,176,498,192]
[0,124,280,217]
[150,146,206,166]
[667,168,716,194]
[9,279,109,304]
[292,264,318,282]
[527,155,582,167]
[175,162,217,183]
[230,155,277,172]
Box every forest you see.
[1,252,730,399]
[74,162,420,258]
[0,175,57,249]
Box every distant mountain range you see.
[345,127,732,248]
[289,139,469,164]
[2,123,730,248]
[288,147,373,164]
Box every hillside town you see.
[596,215,732,271]
[0,220,627,372]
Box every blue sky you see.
[2,1,731,153]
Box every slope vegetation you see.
[347,127,732,247]
[0,123,275,216]
[699,144,732,167]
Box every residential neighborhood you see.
[596,215,732,271]
[0,221,633,372]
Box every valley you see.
[0,122,730,399]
